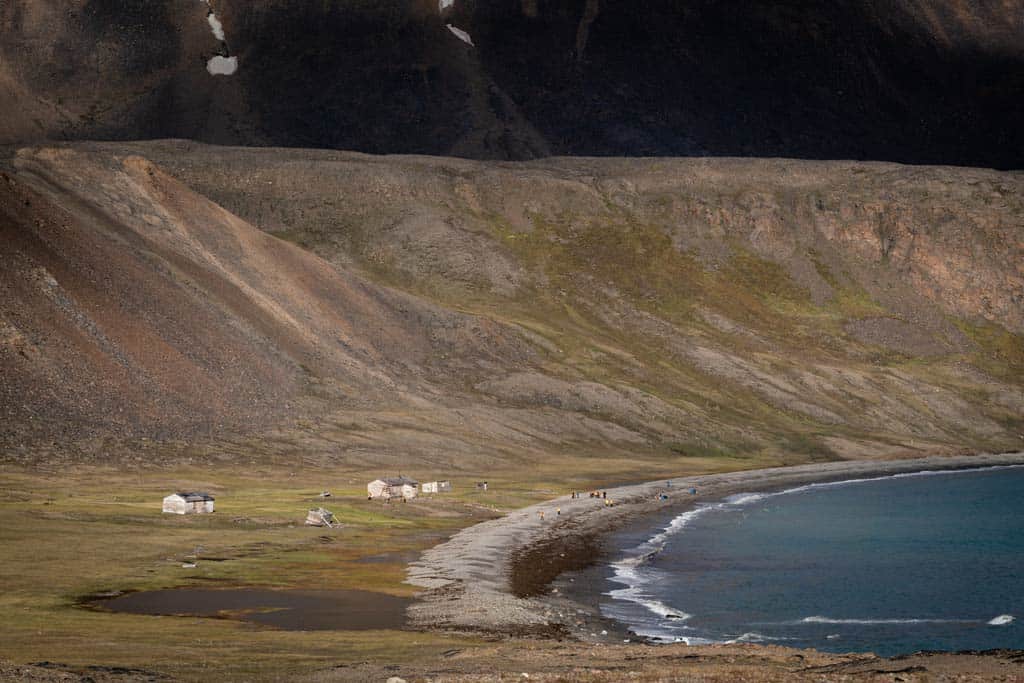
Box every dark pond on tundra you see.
[96,588,410,630]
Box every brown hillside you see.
[2,142,1022,467]
[1,147,529,455]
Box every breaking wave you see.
[800,616,964,625]
[798,614,1015,627]
[726,632,792,644]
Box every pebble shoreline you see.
[406,452,1024,640]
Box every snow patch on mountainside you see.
[447,24,474,46]
[201,0,237,76]
[207,56,238,76]
[207,12,226,41]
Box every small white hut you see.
[422,480,452,494]
[367,476,419,500]
[162,492,215,514]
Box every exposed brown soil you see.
[0,661,167,682]
[4,646,1024,682]
[317,646,1024,682]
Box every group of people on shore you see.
[571,490,607,500]
[536,489,618,521]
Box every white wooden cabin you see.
[422,480,452,494]
[162,492,215,514]
[367,476,419,500]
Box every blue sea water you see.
[602,466,1024,655]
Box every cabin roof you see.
[378,476,419,486]
[171,491,215,502]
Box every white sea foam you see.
[726,632,791,644]
[607,590,690,622]
[644,507,709,549]
[723,492,768,506]
[633,597,689,621]
[605,506,714,624]
[800,616,962,625]
[636,632,716,645]
[800,615,1013,626]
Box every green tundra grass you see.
[0,451,779,681]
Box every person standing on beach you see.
[539,510,545,520]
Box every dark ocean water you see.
[602,466,1024,655]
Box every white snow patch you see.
[200,0,237,75]
[207,13,226,41]
[446,24,474,46]
[207,55,238,76]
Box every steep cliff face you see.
[2,142,1022,466]
[2,0,1022,167]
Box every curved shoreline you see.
[406,452,1024,639]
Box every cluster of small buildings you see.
[366,476,452,500]
[159,475,462,523]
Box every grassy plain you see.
[0,452,773,681]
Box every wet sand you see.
[97,588,410,631]
[406,452,1024,640]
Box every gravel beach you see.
[407,452,1024,640]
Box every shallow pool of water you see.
[97,588,409,631]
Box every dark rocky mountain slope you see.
[2,1,1022,167]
